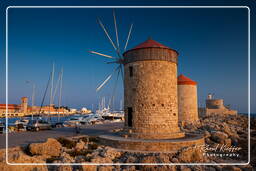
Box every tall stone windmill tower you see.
[91,11,204,152]
[123,38,184,139]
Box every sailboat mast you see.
[112,95,115,111]
[103,97,105,109]
[120,99,123,111]
[32,84,35,107]
[101,97,104,110]
[57,68,63,122]
[49,63,55,118]
[31,83,36,120]
[98,100,100,112]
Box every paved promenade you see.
[0,122,123,149]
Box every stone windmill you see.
[123,38,185,139]
[90,10,184,139]
[91,10,204,152]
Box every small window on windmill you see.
[129,66,133,77]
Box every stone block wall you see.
[124,59,183,139]
[99,134,204,153]
[20,97,28,114]
[178,85,199,123]
[206,99,225,109]
[205,108,237,115]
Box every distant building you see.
[0,104,24,117]
[69,108,77,114]
[199,93,237,116]
[80,107,92,114]
[30,104,69,115]
[0,97,71,117]
[0,97,28,117]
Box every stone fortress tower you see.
[123,38,184,139]
[177,74,199,123]
[204,93,237,115]
[20,97,28,114]
[206,97,225,109]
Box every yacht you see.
[63,115,84,127]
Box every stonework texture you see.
[206,99,225,109]
[205,99,237,115]
[99,134,204,153]
[178,84,199,123]
[123,47,184,139]
[21,97,28,114]
[205,108,237,115]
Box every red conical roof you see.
[177,74,197,85]
[131,38,170,50]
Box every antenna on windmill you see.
[88,9,134,105]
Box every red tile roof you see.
[177,74,197,85]
[0,104,20,109]
[131,39,170,50]
[130,39,171,51]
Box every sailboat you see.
[26,63,56,131]
[54,67,64,127]
[26,64,64,130]
[47,65,65,127]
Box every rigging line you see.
[53,71,61,101]
[50,63,55,106]
[39,73,51,114]
[58,68,63,122]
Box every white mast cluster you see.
[48,63,64,117]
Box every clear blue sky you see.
[0,0,255,113]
